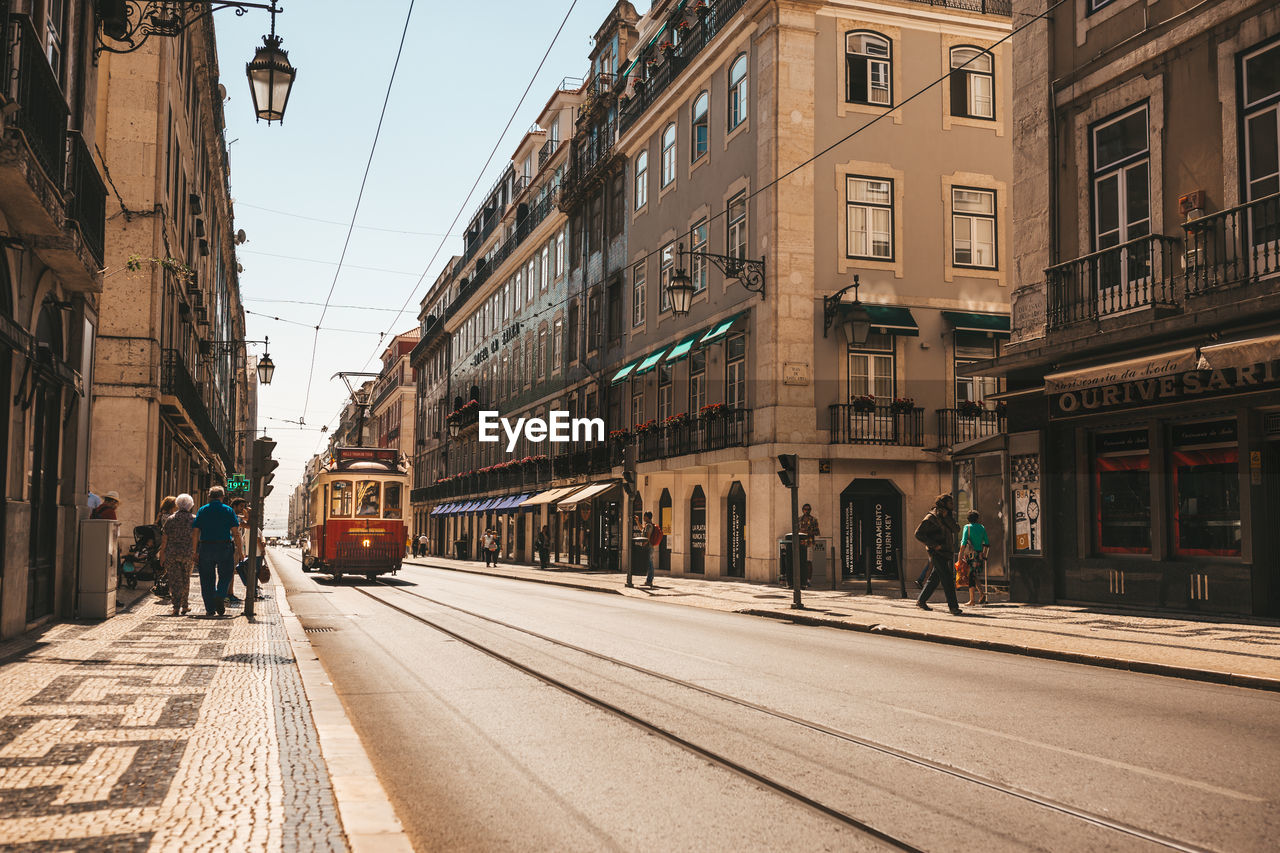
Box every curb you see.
[739,608,1280,693]
[407,558,625,596]
[271,554,414,853]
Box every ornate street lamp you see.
[823,276,871,347]
[203,337,277,385]
[448,421,461,439]
[245,16,297,124]
[667,242,766,319]
[667,266,696,318]
[256,351,275,385]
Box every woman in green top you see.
[961,510,990,606]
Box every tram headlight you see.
[362,539,371,548]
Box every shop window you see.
[330,480,352,518]
[1172,421,1241,557]
[1093,430,1150,555]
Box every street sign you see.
[227,474,250,494]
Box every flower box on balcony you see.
[850,395,877,414]
[889,397,915,415]
[664,412,691,427]
[608,429,631,444]
[699,403,729,420]
[957,400,984,418]
[634,419,659,435]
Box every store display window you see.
[1171,421,1241,558]
[1093,429,1151,555]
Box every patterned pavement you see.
[0,580,348,852]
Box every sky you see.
[213,0,630,531]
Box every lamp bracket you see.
[822,276,862,338]
[678,248,766,297]
[97,1,283,55]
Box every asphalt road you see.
[269,549,1280,853]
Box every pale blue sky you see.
[213,0,630,529]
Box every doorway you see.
[658,489,672,572]
[839,478,903,581]
[726,481,746,577]
[688,486,706,574]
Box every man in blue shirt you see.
[193,486,242,616]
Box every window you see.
[1172,422,1241,557]
[567,302,580,363]
[846,32,891,106]
[555,227,566,277]
[537,324,548,380]
[658,363,673,422]
[607,277,623,345]
[552,319,563,371]
[329,480,352,518]
[726,333,746,410]
[589,191,603,254]
[610,174,626,237]
[631,385,645,425]
[46,0,65,82]
[1242,39,1280,247]
[847,332,894,405]
[384,484,402,519]
[540,244,550,291]
[527,258,537,302]
[587,290,602,351]
[659,243,675,312]
[355,482,381,517]
[691,219,708,292]
[727,193,747,260]
[949,47,994,120]
[635,151,649,209]
[954,334,999,405]
[1092,105,1151,289]
[689,350,707,413]
[692,91,709,161]
[509,342,520,395]
[952,187,997,268]
[728,54,748,130]
[661,123,677,187]
[1093,430,1151,555]
[846,177,893,260]
[632,262,646,327]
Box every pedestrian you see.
[535,525,551,569]
[641,511,662,587]
[914,493,963,616]
[192,486,242,617]
[91,490,121,519]
[155,496,177,527]
[797,503,820,588]
[157,494,197,616]
[226,497,250,604]
[417,533,428,558]
[961,510,990,606]
[482,528,499,566]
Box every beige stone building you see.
[369,331,418,464]
[91,18,252,534]
[0,2,108,638]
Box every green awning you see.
[941,311,1011,336]
[699,313,742,345]
[664,333,703,362]
[633,348,669,375]
[842,304,919,336]
[611,360,639,384]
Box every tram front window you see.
[356,481,381,517]
[330,481,352,518]
[384,483,402,519]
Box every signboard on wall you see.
[839,479,901,579]
[726,482,746,578]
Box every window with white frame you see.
[635,150,648,209]
[552,319,563,371]
[631,385,645,426]
[661,123,677,187]
[848,332,895,405]
[954,334,999,407]
[46,0,65,83]
[952,187,997,268]
[632,262,646,327]
[846,176,893,260]
[555,227,566,277]
[659,243,674,312]
[689,350,707,413]
[949,47,994,120]
[728,54,747,130]
[537,324,548,380]
[691,218,708,292]
[846,32,891,106]
[658,363,673,422]
[540,244,550,291]
[727,192,747,260]
[1243,39,1280,208]
[726,333,746,410]
[692,91,709,161]
[1092,104,1151,292]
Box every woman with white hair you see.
[157,493,198,615]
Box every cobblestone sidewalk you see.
[0,579,348,852]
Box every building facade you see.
[369,330,418,461]
[409,263,453,552]
[0,1,108,638]
[91,17,251,534]
[983,0,1280,617]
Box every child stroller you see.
[119,524,168,597]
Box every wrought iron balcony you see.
[635,408,752,463]
[65,131,106,267]
[1183,192,1280,295]
[902,0,1011,14]
[1045,234,1181,330]
[936,408,1005,448]
[538,138,560,169]
[7,14,70,184]
[161,349,233,467]
[828,404,925,446]
[450,187,559,316]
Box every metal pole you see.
[244,450,261,618]
[790,485,803,610]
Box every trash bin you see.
[454,537,469,560]
[777,535,809,587]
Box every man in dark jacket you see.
[915,493,963,615]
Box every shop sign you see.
[1049,359,1280,418]
[1171,420,1237,447]
[727,483,746,577]
[839,480,901,579]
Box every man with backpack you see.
[914,493,963,615]
[642,511,662,587]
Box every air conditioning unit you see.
[195,218,205,238]
[189,193,203,216]
[199,239,210,257]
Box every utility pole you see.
[245,435,278,618]
[777,454,802,610]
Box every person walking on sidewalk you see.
[535,525,551,569]
[482,528,499,567]
[961,510,990,606]
[798,503,820,588]
[91,490,121,519]
[157,494,197,616]
[193,486,242,617]
[417,533,428,558]
[914,494,963,615]
[641,512,662,587]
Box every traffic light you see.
[777,454,798,489]
[253,437,279,499]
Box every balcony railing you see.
[1183,192,1280,295]
[450,187,559,316]
[829,404,925,446]
[1045,234,1181,330]
[65,131,106,267]
[937,408,1005,448]
[538,138,560,169]
[636,409,752,462]
[7,14,70,184]
[161,349,233,467]
[902,0,1011,14]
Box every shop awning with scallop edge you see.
[941,311,1011,337]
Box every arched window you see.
[691,91,709,161]
[728,54,747,130]
[949,46,994,119]
[634,150,648,209]
[846,32,891,106]
[661,123,677,187]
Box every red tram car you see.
[302,446,408,579]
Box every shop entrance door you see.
[839,479,903,580]
[688,486,706,574]
[726,482,746,577]
[658,489,672,572]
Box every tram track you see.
[274,550,1218,853]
